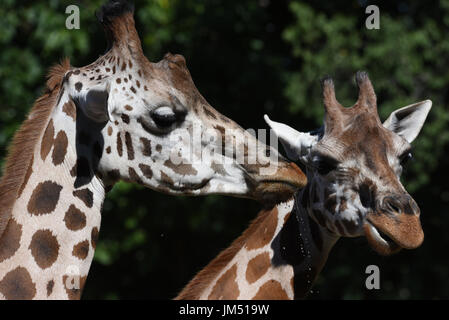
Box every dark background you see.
[0,0,448,299]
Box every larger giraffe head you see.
[63,0,305,203]
[266,72,431,255]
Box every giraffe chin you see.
[252,180,302,207]
[363,223,402,256]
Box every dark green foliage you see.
[0,0,448,299]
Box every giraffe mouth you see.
[363,222,402,256]
[249,162,307,205]
[164,178,211,193]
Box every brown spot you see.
[64,204,87,231]
[138,70,142,77]
[156,144,162,152]
[0,219,22,263]
[105,67,110,72]
[73,69,80,75]
[208,265,239,299]
[106,146,111,154]
[72,240,89,260]
[27,181,63,215]
[62,274,87,300]
[52,130,68,166]
[121,62,126,71]
[253,280,289,300]
[0,267,36,300]
[73,188,93,208]
[160,171,173,185]
[29,229,59,269]
[245,207,278,250]
[41,119,54,161]
[17,154,33,199]
[128,167,143,184]
[124,78,128,83]
[130,86,136,94]
[107,126,113,136]
[140,137,152,157]
[91,227,99,249]
[112,65,116,74]
[128,74,132,80]
[339,199,348,212]
[246,252,270,284]
[144,85,148,91]
[62,101,76,120]
[125,132,134,160]
[75,82,83,92]
[139,164,153,179]
[116,78,121,84]
[121,114,130,124]
[128,60,133,69]
[124,105,133,111]
[46,280,54,297]
[136,80,140,88]
[204,107,217,119]
[117,132,123,157]
[164,159,197,176]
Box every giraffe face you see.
[64,8,306,203]
[266,72,432,255]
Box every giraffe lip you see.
[363,222,402,256]
[165,178,210,192]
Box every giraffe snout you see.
[380,194,420,216]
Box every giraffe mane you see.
[0,58,72,238]
[175,208,273,300]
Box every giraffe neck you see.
[177,185,339,300]
[0,90,106,299]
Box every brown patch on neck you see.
[175,207,278,300]
[0,59,71,239]
[207,264,239,300]
[252,280,289,300]
[245,252,270,284]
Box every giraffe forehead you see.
[318,119,398,162]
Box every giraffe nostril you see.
[382,196,403,214]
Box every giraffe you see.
[0,0,306,299]
[176,72,432,300]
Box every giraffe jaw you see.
[364,222,402,256]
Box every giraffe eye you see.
[312,155,338,175]
[151,106,177,128]
[399,151,413,166]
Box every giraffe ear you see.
[383,100,432,143]
[76,83,111,123]
[264,115,318,161]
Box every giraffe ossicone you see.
[0,0,306,300]
[177,72,431,300]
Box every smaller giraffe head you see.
[265,72,431,255]
[63,0,305,204]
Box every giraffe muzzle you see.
[364,195,424,255]
[250,162,307,205]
